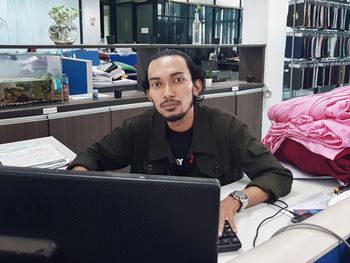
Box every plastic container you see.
[62,73,70,101]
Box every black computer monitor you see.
[219,47,233,60]
[0,166,220,263]
[186,48,215,66]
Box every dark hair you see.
[142,49,206,103]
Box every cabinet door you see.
[236,92,263,140]
[49,112,112,153]
[202,95,236,115]
[0,120,49,144]
[111,106,152,129]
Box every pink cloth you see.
[262,118,350,160]
[268,86,350,122]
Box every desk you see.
[218,171,338,263]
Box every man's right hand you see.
[72,165,89,171]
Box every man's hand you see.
[219,196,241,236]
[218,186,269,236]
[72,165,89,171]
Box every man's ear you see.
[146,89,153,102]
[192,79,203,96]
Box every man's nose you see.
[163,83,175,98]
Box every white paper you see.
[69,93,110,100]
[0,142,69,169]
[289,191,333,210]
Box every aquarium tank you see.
[0,53,63,108]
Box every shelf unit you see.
[284,0,350,100]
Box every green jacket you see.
[70,104,292,200]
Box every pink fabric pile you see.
[262,86,350,182]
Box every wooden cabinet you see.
[203,95,236,115]
[0,118,49,144]
[49,110,112,153]
[236,92,263,140]
[111,105,152,129]
[0,91,262,151]
[204,92,263,140]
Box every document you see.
[0,142,70,169]
[288,191,333,210]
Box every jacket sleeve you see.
[68,118,133,171]
[230,120,293,200]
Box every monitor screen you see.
[185,48,215,65]
[219,47,233,60]
[0,166,220,263]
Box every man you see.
[70,49,293,236]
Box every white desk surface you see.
[218,171,338,263]
[0,137,340,263]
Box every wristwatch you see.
[229,190,249,212]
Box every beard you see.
[158,99,193,122]
[164,112,187,122]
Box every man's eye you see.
[151,82,161,87]
[174,77,184,83]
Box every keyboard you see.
[218,221,242,253]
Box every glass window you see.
[156,1,241,44]
[214,7,240,44]
[216,0,241,8]
[103,5,111,38]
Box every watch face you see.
[232,191,248,210]
[233,191,247,200]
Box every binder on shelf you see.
[62,57,93,95]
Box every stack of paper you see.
[0,142,70,169]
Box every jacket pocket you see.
[248,142,269,156]
[142,159,167,174]
[196,155,223,178]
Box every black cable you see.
[253,206,285,247]
[275,199,288,207]
[253,199,295,247]
[268,202,298,217]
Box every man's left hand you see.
[218,186,270,236]
[219,196,241,236]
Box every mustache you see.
[160,99,181,107]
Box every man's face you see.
[147,55,202,122]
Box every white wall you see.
[0,0,80,45]
[0,0,101,45]
[241,0,268,44]
[81,0,101,44]
[242,0,289,138]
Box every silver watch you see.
[229,190,249,212]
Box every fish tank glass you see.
[0,53,63,108]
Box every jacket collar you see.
[148,105,218,161]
